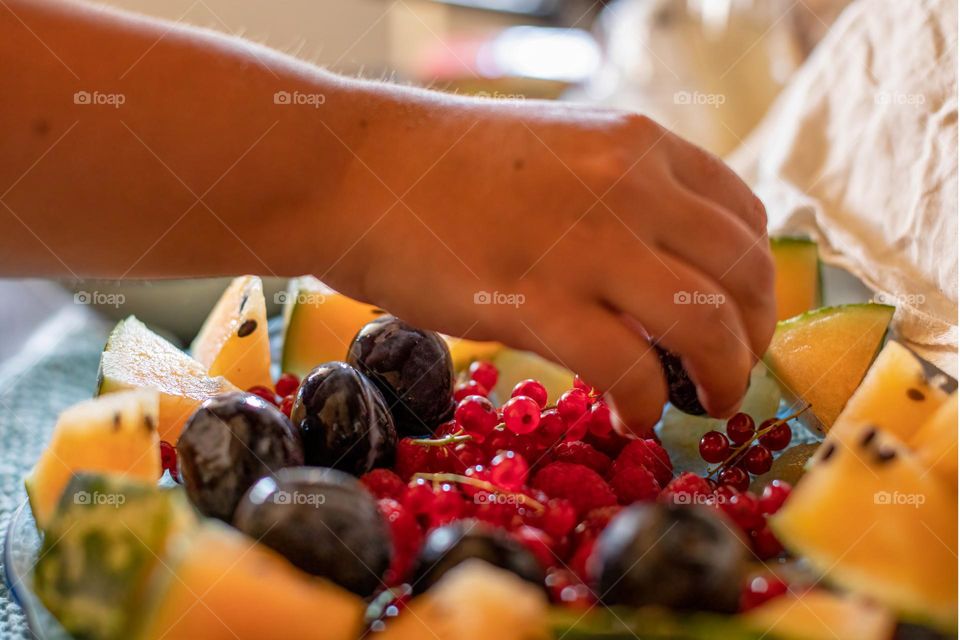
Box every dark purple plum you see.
[290,361,397,475]
[656,347,707,415]
[233,466,390,597]
[177,391,303,522]
[347,315,454,437]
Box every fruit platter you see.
[4,237,957,640]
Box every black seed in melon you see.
[593,502,747,613]
[233,466,391,597]
[290,361,397,475]
[411,520,544,594]
[177,392,303,522]
[347,315,455,436]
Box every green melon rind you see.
[764,303,895,433]
[769,236,823,308]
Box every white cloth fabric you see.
[730,0,958,376]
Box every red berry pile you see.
[247,372,301,418]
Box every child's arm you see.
[0,0,775,432]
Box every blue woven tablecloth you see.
[0,308,112,639]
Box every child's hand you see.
[324,99,776,434]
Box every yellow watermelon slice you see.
[191,275,272,390]
[911,392,958,490]
[765,304,894,433]
[829,340,952,444]
[770,237,821,321]
[772,424,958,630]
[745,589,893,640]
[444,336,503,373]
[25,390,161,529]
[280,276,385,377]
[137,521,364,640]
[492,348,575,405]
[97,317,236,442]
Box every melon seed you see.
[906,388,925,401]
[237,319,257,338]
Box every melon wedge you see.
[280,276,385,378]
[770,237,821,321]
[137,521,364,640]
[191,276,272,390]
[772,425,958,630]
[764,304,894,433]
[443,336,503,373]
[97,317,236,442]
[829,341,951,444]
[25,390,161,529]
[911,392,958,490]
[745,590,893,640]
[492,348,575,405]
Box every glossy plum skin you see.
[290,361,397,475]
[411,520,544,594]
[177,392,303,522]
[592,503,747,613]
[233,466,391,597]
[347,315,455,437]
[656,347,707,416]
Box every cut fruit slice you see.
[491,348,575,405]
[745,589,894,640]
[138,521,364,640]
[771,425,957,630]
[910,392,958,490]
[25,389,161,529]
[764,304,894,433]
[770,237,821,321]
[829,340,952,444]
[35,474,195,640]
[280,276,385,378]
[97,316,236,442]
[378,560,549,640]
[443,336,503,373]
[191,275,272,390]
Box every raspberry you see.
[513,525,556,570]
[524,497,577,540]
[750,524,784,560]
[569,537,597,582]
[395,438,432,480]
[552,441,611,475]
[360,468,406,500]
[609,464,660,504]
[612,439,673,486]
[584,429,630,458]
[532,462,617,517]
[377,498,422,585]
[659,472,712,506]
[572,505,622,546]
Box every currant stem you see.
[411,472,545,513]
[410,433,474,447]
[707,404,811,477]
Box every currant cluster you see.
[247,372,300,417]
[698,411,795,491]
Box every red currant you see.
[454,395,498,440]
[718,466,750,491]
[511,379,548,409]
[429,483,465,527]
[159,440,179,482]
[699,431,731,463]
[564,414,590,443]
[557,388,589,421]
[490,451,529,490]
[750,525,785,560]
[719,491,764,531]
[279,394,294,418]
[725,413,756,444]
[454,380,488,402]
[758,420,792,451]
[587,402,613,436]
[469,361,499,392]
[573,375,599,397]
[759,480,792,515]
[743,445,773,475]
[529,498,577,539]
[740,574,788,611]
[503,396,541,434]
[247,385,279,406]
[274,372,300,398]
[536,409,567,448]
[483,429,513,458]
[453,442,485,471]
[513,525,556,570]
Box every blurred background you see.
[1,0,852,356]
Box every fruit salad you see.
[18,238,959,640]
